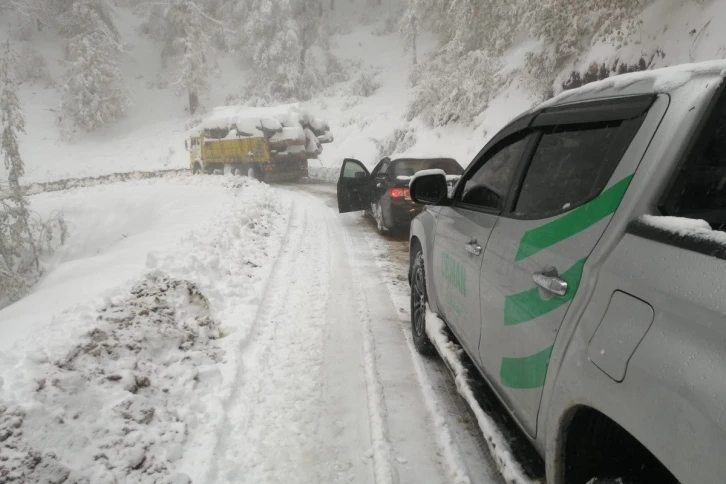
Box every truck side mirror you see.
[185,140,189,151]
[410,172,449,205]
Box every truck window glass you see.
[662,93,726,231]
[515,121,627,218]
[461,135,530,209]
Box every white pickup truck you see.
[403,60,726,484]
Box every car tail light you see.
[389,188,410,199]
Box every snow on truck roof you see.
[542,59,726,109]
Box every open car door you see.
[337,158,372,213]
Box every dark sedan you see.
[337,156,464,234]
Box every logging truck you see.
[186,105,333,182]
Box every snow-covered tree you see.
[59,0,130,136]
[162,0,220,114]
[0,40,36,305]
[242,0,303,100]
[398,0,420,65]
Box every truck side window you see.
[460,134,531,210]
[515,121,631,218]
[662,92,726,231]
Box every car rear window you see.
[393,158,463,177]
[661,90,726,231]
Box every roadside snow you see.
[0,176,291,484]
[426,308,540,484]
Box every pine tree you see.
[0,40,36,302]
[59,0,130,136]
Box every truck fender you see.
[409,209,442,315]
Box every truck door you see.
[431,133,534,361]
[337,158,372,213]
[478,98,654,437]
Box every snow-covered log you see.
[193,104,332,159]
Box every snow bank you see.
[0,177,292,484]
[640,215,726,246]
[0,275,218,484]
[426,308,540,484]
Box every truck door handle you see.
[532,272,568,297]
[464,242,482,256]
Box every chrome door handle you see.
[464,242,482,256]
[533,272,568,297]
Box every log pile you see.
[195,105,334,161]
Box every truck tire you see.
[192,163,203,175]
[247,165,262,181]
[411,250,435,356]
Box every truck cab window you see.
[662,92,726,230]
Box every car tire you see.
[411,250,435,356]
[373,202,390,235]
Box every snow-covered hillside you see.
[2,0,725,185]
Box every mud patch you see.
[0,274,217,484]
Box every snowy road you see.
[209,181,508,484]
[0,176,521,484]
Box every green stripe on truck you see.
[504,258,587,326]
[501,346,554,389]
[515,175,633,262]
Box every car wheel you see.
[373,202,390,234]
[192,163,202,175]
[411,250,435,356]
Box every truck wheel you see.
[411,250,435,356]
[247,166,261,181]
[192,163,202,175]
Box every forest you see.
[0,0,653,135]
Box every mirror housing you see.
[184,139,189,151]
[355,171,366,179]
[410,171,449,206]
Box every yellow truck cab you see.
[187,105,333,182]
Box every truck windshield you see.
[393,158,463,177]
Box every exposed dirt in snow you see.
[0,275,216,484]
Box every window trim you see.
[658,81,726,218]
[533,94,655,127]
[452,130,539,214]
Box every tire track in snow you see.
[205,200,309,483]
[359,232,477,484]
[210,194,335,483]
[341,226,398,484]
